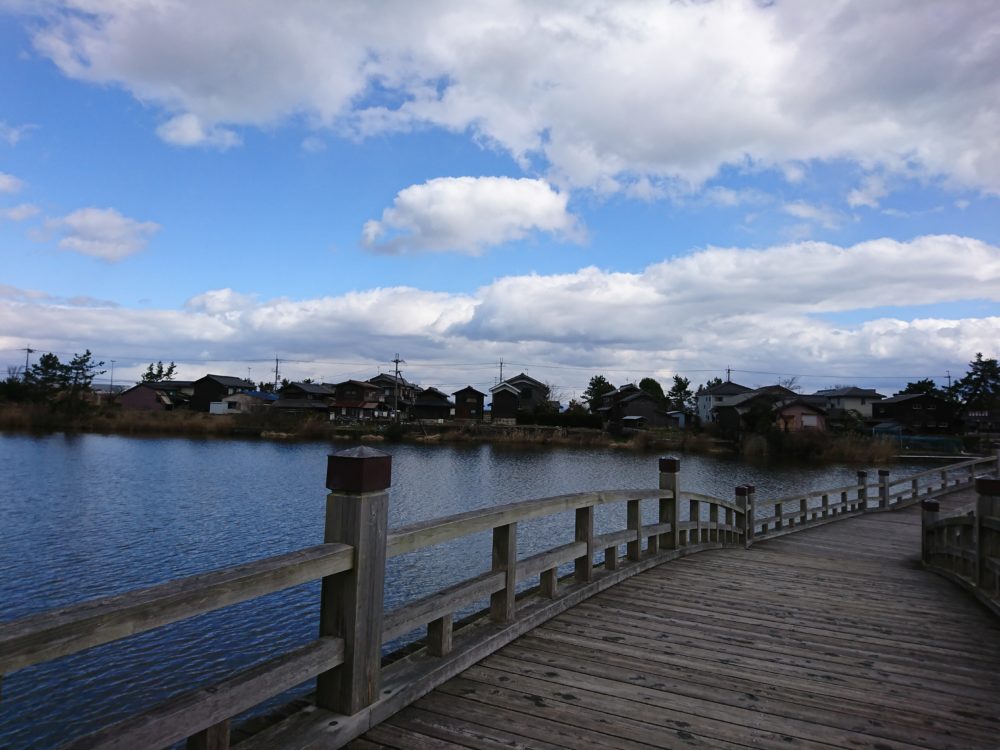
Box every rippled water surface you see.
[0,432,942,748]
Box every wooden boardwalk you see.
[348,491,1000,750]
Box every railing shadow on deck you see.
[1,449,998,750]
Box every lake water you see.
[0,432,945,748]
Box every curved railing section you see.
[1,448,997,749]
[921,476,1000,618]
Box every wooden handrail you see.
[0,543,354,674]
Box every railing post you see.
[627,498,642,561]
[737,485,753,549]
[317,447,391,716]
[976,478,1000,590]
[921,500,939,564]
[659,457,680,551]
[878,469,890,509]
[575,506,595,582]
[490,523,518,623]
[856,471,868,512]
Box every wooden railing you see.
[2,449,997,749]
[747,453,1000,544]
[922,475,1000,618]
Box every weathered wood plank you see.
[62,638,344,750]
[0,543,353,674]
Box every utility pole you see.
[273,357,280,391]
[946,370,952,389]
[22,347,34,380]
[499,357,504,384]
[726,366,731,382]
[110,360,116,396]
[392,353,406,423]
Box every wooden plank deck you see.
[347,490,1000,750]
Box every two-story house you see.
[696,381,753,424]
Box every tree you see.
[141,361,177,382]
[666,375,694,411]
[26,352,69,399]
[65,350,105,414]
[699,377,723,392]
[583,375,615,413]
[950,353,1000,407]
[899,378,941,396]
[638,377,666,404]
[777,375,801,392]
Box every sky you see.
[1,0,998,402]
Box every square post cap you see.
[921,500,940,512]
[735,485,749,497]
[856,470,868,479]
[327,447,392,492]
[878,469,890,477]
[659,457,680,473]
[976,477,1000,496]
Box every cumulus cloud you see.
[156,113,240,149]
[0,172,23,193]
[3,235,998,394]
[847,175,889,209]
[2,203,39,221]
[21,1,1000,195]
[782,201,843,229]
[48,207,161,261]
[361,177,581,255]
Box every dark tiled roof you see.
[814,387,884,399]
[699,381,752,396]
[199,374,255,388]
[454,386,486,397]
[284,381,334,395]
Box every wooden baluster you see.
[659,457,680,551]
[878,469,890,509]
[689,498,700,545]
[627,498,642,562]
[724,506,734,545]
[541,567,559,598]
[427,614,453,657]
[736,485,753,548]
[821,493,829,519]
[799,497,808,525]
[940,469,948,491]
[317,447,391,715]
[187,722,230,750]
[709,503,720,543]
[575,506,594,582]
[490,523,518,623]
[921,500,939,565]
[774,502,783,532]
[856,471,868,512]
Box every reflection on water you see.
[0,432,943,748]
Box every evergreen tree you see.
[950,353,1000,407]
[583,375,615,413]
[666,375,694,411]
[898,378,941,396]
[638,377,666,404]
[27,353,69,399]
[141,361,177,382]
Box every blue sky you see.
[1,1,998,399]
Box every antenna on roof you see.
[392,353,406,423]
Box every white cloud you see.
[0,121,31,146]
[847,175,888,208]
[0,172,23,193]
[48,207,161,261]
[21,2,1000,194]
[301,136,326,153]
[782,201,842,229]
[156,113,240,149]
[362,176,581,255]
[3,235,998,394]
[2,203,39,220]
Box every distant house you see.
[279,382,334,401]
[487,373,554,424]
[964,398,1000,434]
[453,386,486,421]
[328,380,382,421]
[191,375,255,412]
[696,381,753,424]
[489,382,521,424]
[775,399,827,432]
[220,390,277,413]
[872,393,961,434]
[812,387,884,418]
[118,380,195,411]
[368,373,418,418]
[598,384,670,428]
[413,387,454,421]
[713,385,798,438]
